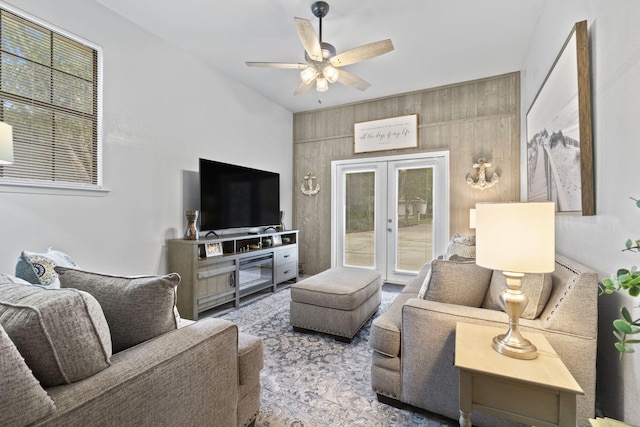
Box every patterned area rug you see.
[219,285,458,427]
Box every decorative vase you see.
[185,210,199,240]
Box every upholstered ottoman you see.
[290,267,382,342]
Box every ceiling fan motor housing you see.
[305,42,336,62]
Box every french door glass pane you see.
[396,167,433,271]
[345,171,375,267]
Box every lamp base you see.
[492,271,538,360]
[492,331,538,360]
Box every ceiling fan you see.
[246,1,394,95]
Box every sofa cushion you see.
[0,323,56,426]
[56,267,181,352]
[15,247,78,288]
[482,271,553,319]
[424,259,492,307]
[0,274,112,387]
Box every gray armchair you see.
[370,254,598,427]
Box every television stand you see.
[167,230,298,320]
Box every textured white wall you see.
[0,0,293,276]
[522,0,640,422]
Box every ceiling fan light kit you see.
[300,66,319,84]
[323,65,339,83]
[246,1,394,96]
[316,76,329,92]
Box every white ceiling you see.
[95,0,545,113]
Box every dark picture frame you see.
[526,20,594,215]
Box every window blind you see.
[0,8,101,188]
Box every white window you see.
[0,5,103,191]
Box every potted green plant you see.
[599,197,640,358]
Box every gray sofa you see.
[0,271,263,427]
[370,254,598,427]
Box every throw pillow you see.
[482,271,553,320]
[424,259,493,307]
[417,267,432,299]
[0,323,55,426]
[444,234,476,259]
[15,247,78,288]
[0,273,112,387]
[56,267,181,353]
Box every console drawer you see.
[276,260,297,283]
[276,247,297,264]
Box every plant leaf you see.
[626,239,633,249]
[614,318,633,334]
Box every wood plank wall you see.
[292,72,520,276]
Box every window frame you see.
[0,1,105,195]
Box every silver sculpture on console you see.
[185,210,199,240]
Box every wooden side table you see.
[455,322,584,427]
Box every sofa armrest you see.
[37,318,240,427]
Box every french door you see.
[332,152,449,284]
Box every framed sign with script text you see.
[354,114,418,154]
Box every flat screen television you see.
[199,158,280,232]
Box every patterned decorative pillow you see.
[424,258,493,307]
[0,274,112,387]
[482,271,553,319]
[444,234,476,259]
[56,267,181,353]
[15,247,78,288]
[0,323,56,426]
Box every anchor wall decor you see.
[466,158,499,190]
[301,172,320,196]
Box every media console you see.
[168,230,298,320]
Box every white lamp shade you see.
[0,122,13,165]
[469,208,476,229]
[475,202,555,273]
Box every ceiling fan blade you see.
[293,80,314,96]
[295,17,322,61]
[246,62,308,69]
[336,69,371,91]
[330,39,394,67]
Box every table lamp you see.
[475,202,555,359]
[0,121,13,165]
